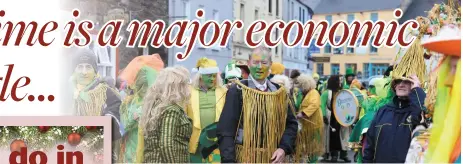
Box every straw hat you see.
[421,24,461,56]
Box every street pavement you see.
[318,150,356,163]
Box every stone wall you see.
[61,0,169,70]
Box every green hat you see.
[346,67,355,76]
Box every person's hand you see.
[323,116,329,124]
[409,75,421,89]
[271,148,286,163]
[133,113,139,120]
[296,113,303,119]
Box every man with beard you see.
[217,47,298,163]
[343,67,356,89]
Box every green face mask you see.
[74,63,96,86]
[249,53,271,80]
[201,74,216,89]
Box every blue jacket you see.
[363,88,425,163]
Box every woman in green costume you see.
[120,66,158,163]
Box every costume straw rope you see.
[234,81,287,163]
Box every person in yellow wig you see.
[217,46,297,163]
[293,74,324,163]
[420,24,461,163]
[187,57,227,163]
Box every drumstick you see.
[330,125,336,132]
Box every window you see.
[268,0,272,14]
[317,63,324,76]
[255,9,258,20]
[198,5,205,24]
[347,14,354,24]
[212,10,221,51]
[364,63,388,78]
[240,4,245,41]
[345,63,357,74]
[309,39,320,53]
[302,9,305,22]
[331,64,340,75]
[326,15,332,25]
[363,63,370,78]
[287,0,290,19]
[89,40,116,79]
[334,36,344,54]
[371,13,378,22]
[370,36,378,54]
[324,44,332,54]
[276,0,279,16]
[291,2,294,19]
[183,0,190,19]
[372,64,388,76]
[299,7,302,22]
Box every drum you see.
[333,88,366,127]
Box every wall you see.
[282,0,312,74]
[311,10,399,77]
[169,0,234,71]
[232,0,282,63]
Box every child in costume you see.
[187,57,227,163]
[71,49,122,162]
[293,74,324,163]
[217,47,298,163]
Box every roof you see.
[297,0,318,15]
[313,0,402,15]
[398,0,447,24]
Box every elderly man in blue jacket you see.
[363,75,425,163]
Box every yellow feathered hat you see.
[191,57,220,74]
[271,62,285,75]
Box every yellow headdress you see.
[191,57,219,74]
[270,62,285,75]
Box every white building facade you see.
[282,0,314,75]
[168,0,234,71]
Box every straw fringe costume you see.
[71,49,122,162]
[217,79,298,163]
[294,89,324,162]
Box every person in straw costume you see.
[217,46,298,163]
[70,49,122,162]
[292,74,324,163]
[186,57,227,163]
[362,33,428,162]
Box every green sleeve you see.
[320,90,329,116]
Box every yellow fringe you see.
[425,70,438,119]
[235,81,288,163]
[294,114,325,162]
[75,84,110,116]
[393,36,426,83]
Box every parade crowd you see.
[69,8,461,163]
